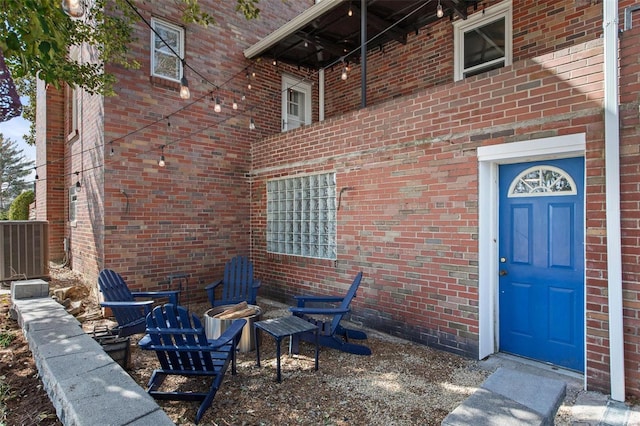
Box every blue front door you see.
[499,158,584,371]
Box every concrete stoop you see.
[442,367,566,426]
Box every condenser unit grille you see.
[0,221,49,282]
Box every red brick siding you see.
[251,36,606,357]
[92,0,310,296]
[619,25,640,398]
[34,82,66,261]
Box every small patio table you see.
[254,315,319,382]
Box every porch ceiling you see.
[245,0,475,70]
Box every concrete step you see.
[442,367,566,426]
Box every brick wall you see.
[619,25,640,398]
[91,0,310,299]
[34,81,66,261]
[249,2,640,397]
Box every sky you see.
[0,97,37,181]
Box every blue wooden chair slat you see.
[206,255,261,307]
[290,272,371,356]
[98,269,181,338]
[144,304,246,424]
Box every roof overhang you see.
[245,0,473,70]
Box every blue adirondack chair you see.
[205,255,261,307]
[290,271,371,355]
[98,269,180,338]
[143,303,246,424]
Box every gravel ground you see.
[8,266,637,426]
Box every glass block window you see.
[151,18,184,82]
[267,173,337,259]
[508,165,577,197]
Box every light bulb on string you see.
[109,142,115,157]
[74,171,81,189]
[34,167,39,180]
[158,146,166,167]
[61,0,84,17]
[249,116,256,130]
[214,96,222,113]
[232,98,238,110]
[436,0,444,18]
[179,63,190,99]
[348,6,353,17]
[341,62,348,81]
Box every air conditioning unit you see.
[0,221,49,282]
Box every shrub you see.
[8,190,34,220]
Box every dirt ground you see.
[1,267,493,425]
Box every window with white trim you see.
[69,186,78,224]
[453,0,512,81]
[508,165,577,197]
[151,18,184,82]
[267,173,337,259]
[281,74,312,132]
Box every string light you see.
[214,96,222,113]
[109,141,115,156]
[249,116,256,130]
[34,167,39,180]
[61,0,84,17]
[158,145,166,167]
[436,0,444,18]
[232,98,238,110]
[341,61,349,80]
[74,171,81,188]
[180,74,190,99]
[348,5,353,17]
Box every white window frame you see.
[281,74,312,132]
[453,0,512,82]
[150,18,184,82]
[266,172,337,260]
[68,49,80,141]
[69,186,78,225]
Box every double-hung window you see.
[453,0,512,81]
[266,173,337,260]
[151,18,184,82]
[281,74,312,132]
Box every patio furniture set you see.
[97,255,370,424]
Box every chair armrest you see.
[289,307,350,316]
[204,280,223,291]
[293,295,344,307]
[132,290,180,305]
[207,319,247,349]
[100,300,154,316]
[205,279,224,305]
[100,300,153,308]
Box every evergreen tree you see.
[0,134,33,213]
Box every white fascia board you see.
[244,0,345,59]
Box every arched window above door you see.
[508,165,577,197]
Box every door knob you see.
[499,270,508,276]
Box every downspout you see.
[360,0,367,108]
[603,0,625,402]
